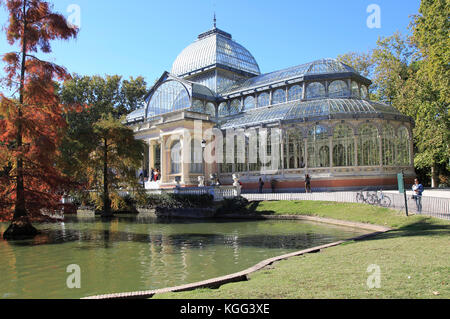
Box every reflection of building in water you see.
[127,23,415,191]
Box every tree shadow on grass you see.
[246,201,276,216]
[357,217,450,242]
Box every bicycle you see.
[369,190,392,208]
[356,189,376,205]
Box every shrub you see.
[136,192,214,209]
[217,196,250,215]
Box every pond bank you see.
[152,201,450,299]
[84,202,393,299]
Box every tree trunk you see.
[4,0,38,239]
[431,164,439,188]
[101,138,112,218]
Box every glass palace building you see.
[126,25,415,191]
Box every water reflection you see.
[0,217,368,299]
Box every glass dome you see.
[171,28,261,77]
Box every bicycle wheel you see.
[381,196,391,208]
[356,193,364,203]
[367,194,377,205]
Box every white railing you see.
[242,192,450,221]
[146,185,241,201]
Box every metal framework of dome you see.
[171,27,261,78]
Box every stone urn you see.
[232,174,240,187]
[198,176,205,187]
[174,176,181,188]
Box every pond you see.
[0,216,369,299]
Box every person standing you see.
[258,178,265,194]
[305,174,312,193]
[412,178,424,214]
[150,168,155,182]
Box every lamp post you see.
[201,139,207,186]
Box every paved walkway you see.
[385,188,450,199]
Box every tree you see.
[0,0,78,239]
[410,0,450,187]
[58,74,148,183]
[86,114,145,217]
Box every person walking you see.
[305,174,312,193]
[412,178,424,214]
[258,178,265,194]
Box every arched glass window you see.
[382,125,396,166]
[358,124,379,166]
[191,99,204,113]
[243,96,255,112]
[288,85,303,101]
[170,140,182,174]
[272,89,286,105]
[257,92,270,108]
[306,82,325,99]
[351,81,360,97]
[190,139,203,174]
[218,102,228,117]
[229,99,241,115]
[284,129,304,169]
[307,125,330,168]
[147,80,190,117]
[397,126,411,166]
[361,86,369,99]
[333,124,354,167]
[205,102,216,117]
[328,80,349,98]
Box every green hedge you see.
[136,192,214,209]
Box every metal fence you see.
[242,191,450,221]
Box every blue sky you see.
[0,0,421,88]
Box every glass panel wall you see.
[307,125,330,168]
[205,102,216,117]
[361,86,369,99]
[288,85,303,101]
[382,124,396,166]
[351,81,360,97]
[306,82,326,99]
[272,89,286,105]
[284,129,304,169]
[218,102,228,117]
[147,80,190,118]
[333,124,354,167]
[328,80,349,98]
[229,99,241,115]
[243,96,255,112]
[257,92,270,108]
[191,99,204,113]
[358,124,379,166]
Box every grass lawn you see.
[153,201,450,299]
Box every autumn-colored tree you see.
[0,0,78,239]
[86,114,145,217]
